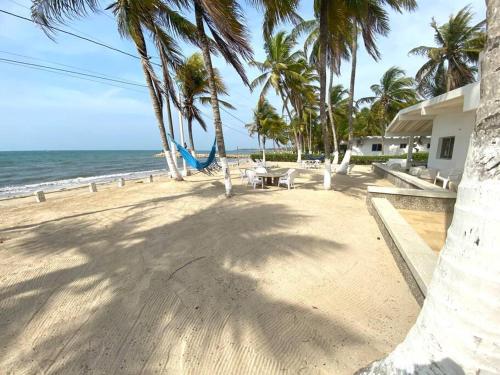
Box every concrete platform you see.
[367,185,456,212]
[368,197,438,304]
[372,163,443,191]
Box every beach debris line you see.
[34,191,46,203]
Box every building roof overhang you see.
[385,82,480,136]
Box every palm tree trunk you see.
[279,88,301,162]
[134,28,182,181]
[359,3,500,372]
[194,1,232,196]
[328,65,339,165]
[262,136,266,164]
[319,0,332,189]
[338,24,358,175]
[159,58,179,169]
[187,117,196,153]
[165,94,179,166]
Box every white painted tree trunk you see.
[323,158,332,190]
[359,3,500,373]
[170,140,178,168]
[297,140,302,163]
[220,157,233,197]
[406,136,414,170]
[332,151,339,166]
[337,149,351,175]
[177,93,190,176]
[164,149,180,180]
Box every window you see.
[400,143,407,149]
[437,137,455,159]
[427,143,431,149]
[371,143,382,152]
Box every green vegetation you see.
[410,5,486,98]
[250,152,429,164]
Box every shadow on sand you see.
[0,180,367,373]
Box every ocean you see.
[0,150,254,199]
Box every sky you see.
[0,0,486,151]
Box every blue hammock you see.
[168,135,218,171]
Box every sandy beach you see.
[0,164,419,374]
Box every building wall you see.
[428,111,476,175]
[352,138,430,156]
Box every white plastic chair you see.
[246,169,263,189]
[239,168,248,184]
[434,169,462,189]
[278,169,297,190]
[255,166,268,174]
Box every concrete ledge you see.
[373,163,443,191]
[367,186,456,212]
[368,197,438,304]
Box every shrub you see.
[250,152,298,162]
[250,152,428,164]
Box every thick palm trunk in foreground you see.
[359,2,500,373]
[338,26,358,175]
[318,0,332,189]
[194,1,232,196]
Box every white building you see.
[348,136,431,156]
[385,82,479,177]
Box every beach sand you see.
[0,164,419,374]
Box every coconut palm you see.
[328,84,349,161]
[359,1,499,372]
[250,31,306,160]
[325,0,417,175]
[246,99,285,163]
[30,0,195,181]
[359,66,417,153]
[410,5,486,98]
[191,0,253,197]
[175,53,234,154]
[291,17,351,161]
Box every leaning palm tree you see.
[190,0,253,197]
[31,0,192,181]
[330,0,417,175]
[410,5,486,98]
[359,1,499,372]
[359,66,417,153]
[175,53,234,154]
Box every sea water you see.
[0,150,253,199]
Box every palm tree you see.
[328,84,349,162]
[359,66,417,153]
[359,1,499,372]
[191,0,253,197]
[250,31,306,161]
[246,99,285,163]
[31,0,193,181]
[291,17,351,163]
[175,53,234,155]
[327,0,417,175]
[410,6,486,98]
